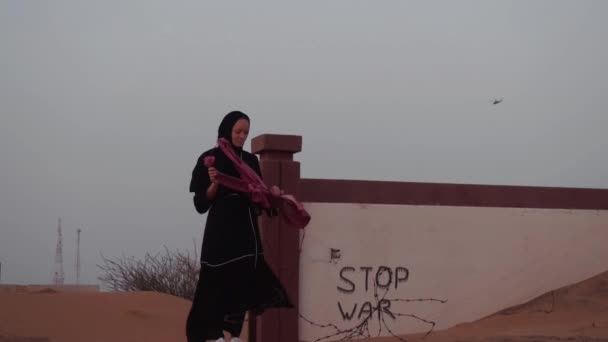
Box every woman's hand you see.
[270,185,284,197]
[206,167,219,200]
[208,167,218,184]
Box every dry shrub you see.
[97,244,200,300]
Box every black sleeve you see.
[189,154,213,214]
[251,154,278,217]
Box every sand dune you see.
[380,270,608,342]
[0,290,191,342]
[1,270,608,342]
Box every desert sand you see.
[0,290,191,342]
[391,269,608,342]
[1,270,607,342]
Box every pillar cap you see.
[251,134,302,154]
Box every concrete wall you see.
[298,203,608,340]
[248,134,608,342]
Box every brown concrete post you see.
[249,134,302,342]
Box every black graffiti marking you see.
[358,301,373,320]
[337,266,355,293]
[338,266,410,293]
[361,266,373,292]
[376,266,392,288]
[395,267,409,288]
[301,267,447,342]
[337,301,357,320]
[379,299,395,320]
[337,299,396,321]
[330,248,341,262]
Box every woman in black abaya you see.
[186,111,292,342]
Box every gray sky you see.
[1,0,607,285]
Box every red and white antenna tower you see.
[53,217,64,285]
[75,228,81,284]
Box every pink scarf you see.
[203,138,310,230]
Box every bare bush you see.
[97,244,200,300]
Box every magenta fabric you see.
[203,138,310,229]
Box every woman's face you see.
[231,118,250,148]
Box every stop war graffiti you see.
[336,266,410,321]
[338,266,409,292]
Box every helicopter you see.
[492,98,503,105]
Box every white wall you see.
[298,203,608,341]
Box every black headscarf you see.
[217,111,250,152]
[189,110,260,209]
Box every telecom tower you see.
[75,228,81,284]
[53,217,64,285]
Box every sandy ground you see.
[0,290,191,342]
[1,270,607,342]
[382,270,608,342]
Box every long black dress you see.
[186,145,293,341]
